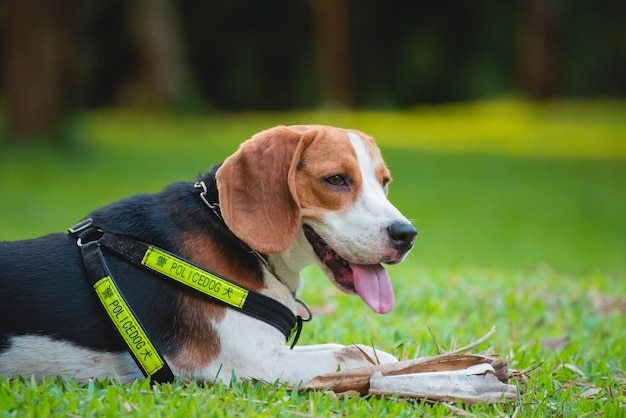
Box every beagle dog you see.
[0,125,416,385]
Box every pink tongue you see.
[351,264,395,314]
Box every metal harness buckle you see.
[68,218,103,247]
[68,218,94,235]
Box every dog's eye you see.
[382,176,391,193]
[325,175,346,186]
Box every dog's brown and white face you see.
[217,125,416,314]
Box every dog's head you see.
[216,125,416,313]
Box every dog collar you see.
[69,218,309,383]
[194,180,270,267]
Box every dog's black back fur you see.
[0,165,263,357]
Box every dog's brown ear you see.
[216,126,315,254]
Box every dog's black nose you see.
[387,221,417,252]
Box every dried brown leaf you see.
[123,401,133,413]
[560,380,596,389]
[590,290,626,314]
[578,387,603,398]
[556,363,585,377]
[540,335,569,350]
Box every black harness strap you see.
[74,231,176,383]
[97,231,298,340]
[69,218,307,383]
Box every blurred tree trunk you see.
[311,0,355,107]
[127,0,188,107]
[516,0,560,98]
[4,0,71,141]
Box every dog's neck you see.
[265,232,312,296]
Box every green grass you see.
[1,100,625,416]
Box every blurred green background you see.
[1,102,625,277]
[1,1,625,277]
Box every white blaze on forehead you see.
[347,132,386,200]
[345,131,407,227]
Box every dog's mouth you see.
[303,224,394,314]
